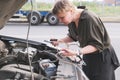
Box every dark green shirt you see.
[68,9,110,52]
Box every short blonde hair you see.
[52,0,76,15]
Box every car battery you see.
[39,59,56,78]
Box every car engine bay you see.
[0,35,89,80]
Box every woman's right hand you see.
[50,38,59,46]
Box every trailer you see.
[12,9,59,25]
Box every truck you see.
[12,9,59,25]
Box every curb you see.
[8,17,120,23]
[100,17,120,23]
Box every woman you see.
[51,0,120,80]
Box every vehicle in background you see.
[12,10,59,25]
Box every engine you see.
[0,40,58,80]
[0,36,89,80]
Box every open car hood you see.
[0,0,27,29]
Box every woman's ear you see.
[69,9,74,14]
[71,8,74,12]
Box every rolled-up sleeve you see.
[87,17,108,52]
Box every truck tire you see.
[27,11,42,25]
[46,13,59,25]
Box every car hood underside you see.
[0,0,27,29]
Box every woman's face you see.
[57,10,73,25]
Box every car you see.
[0,0,88,80]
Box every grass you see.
[21,1,120,17]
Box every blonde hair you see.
[52,0,76,14]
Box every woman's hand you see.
[50,38,64,46]
[50,38,59,46]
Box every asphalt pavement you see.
[1,22,120,80]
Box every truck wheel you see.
[27,11,42,25]
[41,16,44,23]
[46,13,59,25]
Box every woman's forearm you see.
[81,45,98,54]
[58,36,73,43]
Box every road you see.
[0,22,120,80]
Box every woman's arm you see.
[60,45,98,56]
[80,45,98,54]
[59,36,74,43]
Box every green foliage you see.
[21,2,52,11]
[21,1,120,17]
